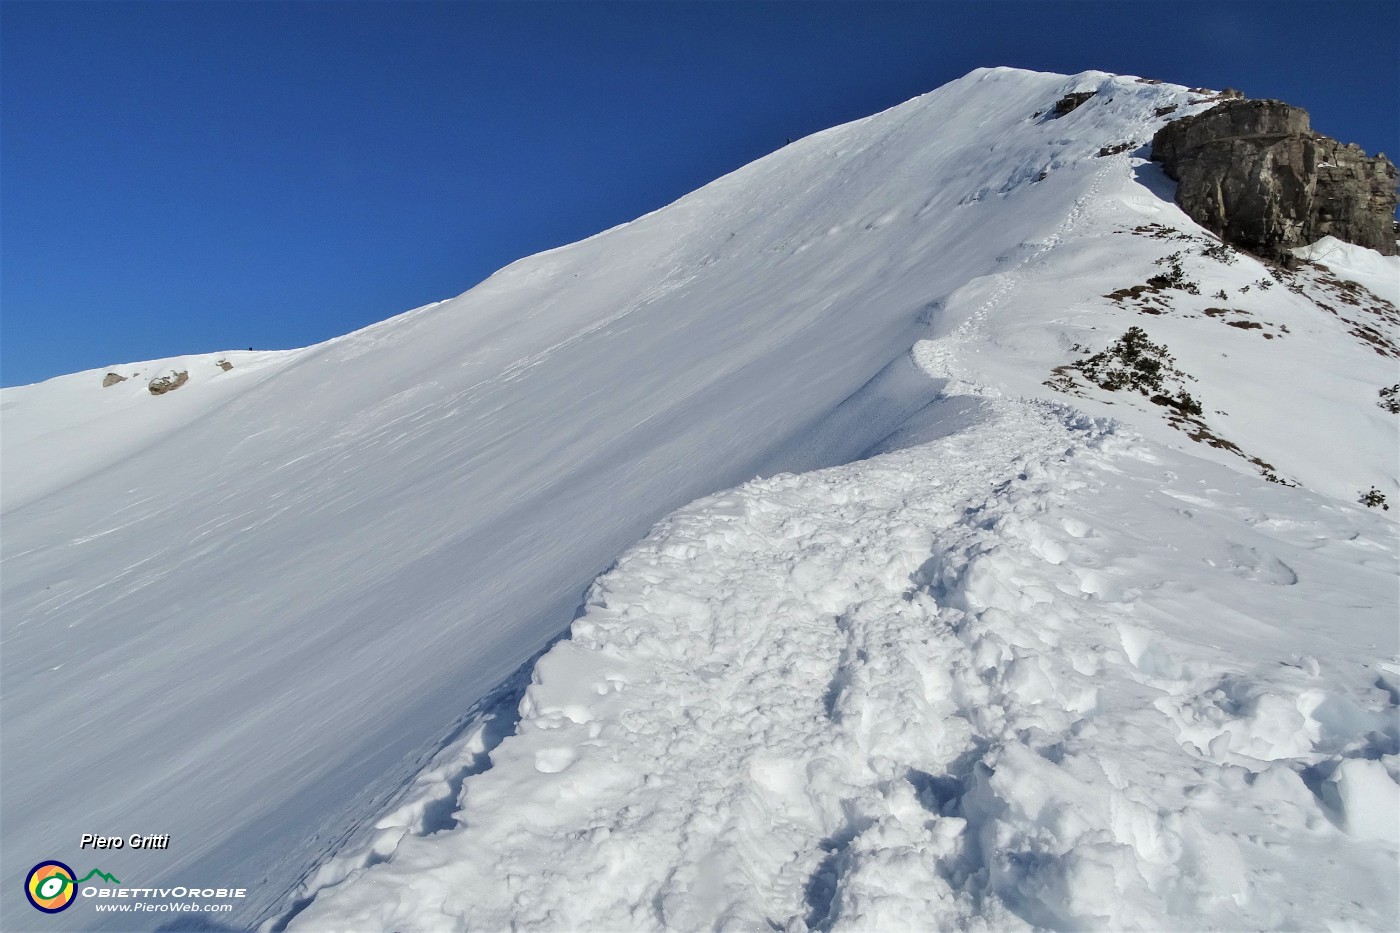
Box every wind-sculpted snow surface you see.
[289,401,1398,931]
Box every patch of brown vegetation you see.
[1175,416,1293,485]
[1288,261,1399,357]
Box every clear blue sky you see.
[3,1,1396,387]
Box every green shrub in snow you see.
[1360,487,1390,510]
[1378,385,1400,414]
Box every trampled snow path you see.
[288,399,1399,931]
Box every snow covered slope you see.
[289,401,1399,932]
[3,67,1396,932]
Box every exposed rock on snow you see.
[101,372,126,387]
[147,369,190,395]
[1054,91,1097,116]
[1152,99,1399,262]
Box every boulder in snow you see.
[148,371,190,395]
[1054,91,1097,116]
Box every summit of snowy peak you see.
[883,74,1399,511]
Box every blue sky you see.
[3,1,1396,388]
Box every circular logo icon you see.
[25,861,77,913]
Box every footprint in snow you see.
[1204,543,1298,585]
[534,748,579,774]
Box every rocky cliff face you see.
[1151,99,1397,263]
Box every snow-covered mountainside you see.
[2,68,1396,932]
[290,404,1398,933]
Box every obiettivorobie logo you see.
[24,861,120,913]
[23,858,247,917]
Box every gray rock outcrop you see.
[148,371,189,395]
[102,372,127,387]
[1151,99,1398,263]
[1054,91,1096,116]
